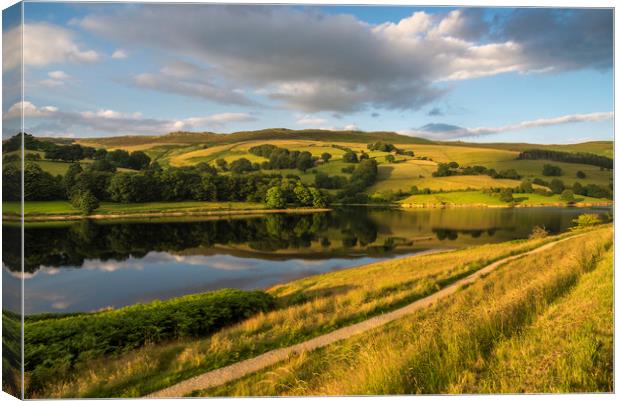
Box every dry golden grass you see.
[201,226,612,396]
[34,233,564,398]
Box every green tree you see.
[560,189,576,203]
[321,152,332,163]
[519,179,533,193]
[265,186,285,208]
[549,178,565,194]
[499,188,514,202]
[63,162,84,197]
[293,183,313,206]
[230,158,254,174]
[309,187,328,208]
[542,164,563,176]
[215,158,228,171]
[70,190,100,215]
[385,154,395,163]
[128,151,151,170]
[576,170,586,179]
[342,151,359,163]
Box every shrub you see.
[542,164,563,176]
[573,213,602,228]
[385,154,395,163]
[499,188,514,203]
[576,170,586,179]
[342,151,359,163]
[560,189,575,203]
[24,289,276,385]
[529,225,549,240]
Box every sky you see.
[1,3,614,143]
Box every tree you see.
[106,149,131,167]
[128,151,151,170]
[24,162,64,201]
[215,158,228,171]
[71,190,100,215]
[576,170,586,179]
[560,189,575,203]
[265,186,285,208]
[385,154,395,163]
[64,162,84,197]
[542,164,563,176]
[309,187,328,208]
[342,151,359,163]
[519,179,533,193]
[321,152,332,163]
[549,178,565,194]
[230,158,254,174]
[359,152,369,160]
[448,161,459,169]
[295,152,314,172]
[293,183,313,206]
[499,188,514,202]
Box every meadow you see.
[25,225,609,398]
[400,190,607,207]
[4,201,267,217]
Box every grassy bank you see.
[3,201,267,217]
[20,289,275,395]
[198,226,612,396]
[400,191,609,208]
[28,228,602,398]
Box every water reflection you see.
[4,206,609,313]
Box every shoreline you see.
[399,201,613,209]
[3,207,332,222]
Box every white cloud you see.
[296,115,327,126]
[4,23,98,71]
[39,70,71,87]
[48,70,70,80]
[4,101,256,136]
[111,49,128,59]
[408,112,614,140]
[76,6,608,113]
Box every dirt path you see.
[148,235,579,398]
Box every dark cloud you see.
[427,107,443,116]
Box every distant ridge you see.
[76,128,434,147]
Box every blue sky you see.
[2,3,613,143]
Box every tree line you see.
[517,149,613,170]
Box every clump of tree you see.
[367,142,396,152]
[560,189,576,203]
[499,188,514,203]
[248,144,315,171]
[542,164,563,176]
[342,151,359,163]
[518,149,612,170]
[314,172,347,189]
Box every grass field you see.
[448,141,613,158]
[482,159,613,187]
[371,174,526,193]
[4,201,267,216]
[30,228,606,398]
[196,226,612,396]
[399,191,606,207]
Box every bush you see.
[560,189,576,203]
[342,151,359,163]
[24,289,275,382]
[499,188,514,202]
[573,213,602,228]
[529,225,549,240]
[542,164,563,176]
[576,170,586,179]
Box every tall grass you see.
[31,234,562,398]
[201,226,612,396]
[452,249,613,393]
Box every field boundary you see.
[148,233,583,398]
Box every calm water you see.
[3,206,610,314]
